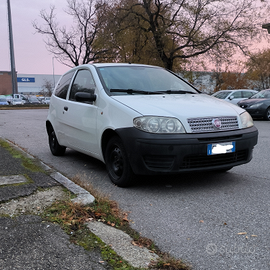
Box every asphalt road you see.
[0,109,269,270]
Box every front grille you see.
[187,116,239,133]
[180,150,248,169]
[144,155,175,170]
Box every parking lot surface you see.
[0,109,269,269]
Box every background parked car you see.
[42,97,51,104]
[11,98,24,105]
[211,89,258,105]
[25,96,41,104]
[238,89,270,121]
[0,98,9,105]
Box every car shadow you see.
[60,149,245,193]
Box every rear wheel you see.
[105,136,134,187]
[264,107,270,121]
[48,127,66,156]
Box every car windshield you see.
[251,90,270,99]
[212,91,232,99]
[97,66,198,95]
[0,98,7,102]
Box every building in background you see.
[0,72,61,96]
[0,71,13,95]
[17,74,61,94]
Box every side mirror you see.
[229,95,234,100]
[75,92,96,102]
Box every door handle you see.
[64,106,68,111]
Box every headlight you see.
[250,102,263,109]
[239,111,254,128]
[133,116,186,133]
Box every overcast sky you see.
[1,0,269,76]
[0,0,70,75]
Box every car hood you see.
[112,94,244,119]
[238,98,268,106]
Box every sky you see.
[0,0,269,76]
[0,0,70,75]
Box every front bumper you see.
[116,126,258,175]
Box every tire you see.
[105,136,134,187]
[264,107,270,121]
[48,128,66,156]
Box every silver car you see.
[212,89,258,105]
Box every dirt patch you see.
[0,186,70,216]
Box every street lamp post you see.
[7,0,18,95]
[52,57,55,88]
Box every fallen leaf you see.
[199,220,204,223]
[224,222,227,225]
[251,235,258,237]
[238,232,247,235]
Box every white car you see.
[11,98,25,105]
[42,97,51,104]
[211,89,258,105]
[46,63,258,187]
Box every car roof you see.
[75,63,163,69]
[215,89,257,93]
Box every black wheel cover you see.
[105,137,134,187]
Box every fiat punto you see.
[46,63,258,187]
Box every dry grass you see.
[70,174,192,270]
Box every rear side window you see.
[55,71,75,99]
[242,91,254,98]
[231,91,242,98]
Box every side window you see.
[69,69,96,102]
[231,91,242,99]
[55,71,75,99]
[242,91,254,98]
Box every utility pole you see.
[7,0,18,95]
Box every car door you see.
[61,68,99,156]
[52,70,75,146]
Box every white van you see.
[46,63,258,187]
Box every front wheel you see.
[264,107,270,121]
[105,136,134,187]
[48,128,66,156]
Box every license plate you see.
[207,142,235,155]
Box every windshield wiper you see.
[110,89,151,95]
[109,89,197,95]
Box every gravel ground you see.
[0,186,69,216]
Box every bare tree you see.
[39,79,54,97]
[33,0,109,67]
[119,0,268,71]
